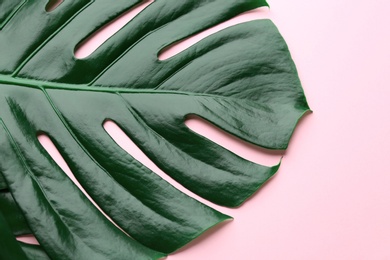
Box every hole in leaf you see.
[16,234,39,245]
[45,0,64,12]
[103,120,215,207]
[37,133,128,234]
[103,120,161,174]
[74,0,154,59]
[158,7,270,60]
[185,115,283,167]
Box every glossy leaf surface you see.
[19,242,51,260]
[0,190,31,236]
[0,0,310,258]
[0,212,28,260]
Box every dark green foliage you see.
[0,0,309,258]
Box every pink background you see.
[24,0,390,259]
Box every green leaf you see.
[0,172,7,190]
[18,242,52,260]
[0,0,24,29]
[0,212,29,260]
[0,0,310,258]
[0,122,165,259]
[0,189,31,235]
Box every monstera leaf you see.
[0,0,310,259]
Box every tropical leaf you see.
[0,211,29,260]
[18,242,51,260]
[0,189,31,236]
[0,0,310,259]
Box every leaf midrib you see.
[1,73,218,247]
[0,74,264,105]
